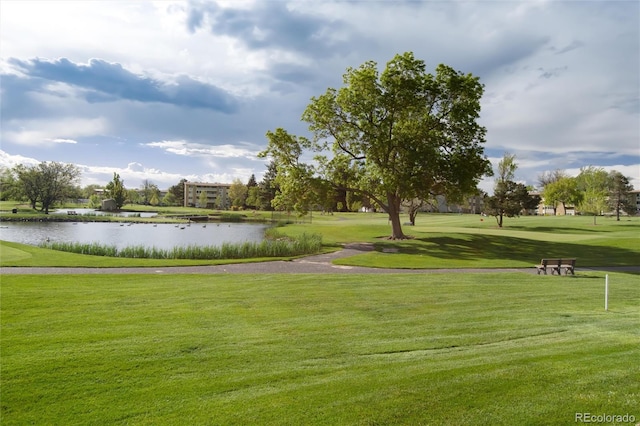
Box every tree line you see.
[0,162,283,213]
[0,53,635,228]
[483,153,635,227]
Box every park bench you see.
[536,258,576,275]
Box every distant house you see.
[101,198,117,211]
[529,192,575,216]
[183,181,232,209]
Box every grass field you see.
[2,213,639,268]
[2,272,638,425]
[1,213,639,424]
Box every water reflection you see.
[52,208,158,218]
[0,222,267,250]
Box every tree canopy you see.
[104,173,127,209]
[576,166,609,224]
[261,52,491,239]
[14,161,80,213]
[483,153,539,227]
[608,170,635,220]
[542,177,583,215]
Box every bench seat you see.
[536,258,576,275]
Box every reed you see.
[39,232,322,260]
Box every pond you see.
[51,208,158,218]
[0,221,268,250]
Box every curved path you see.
[2,244,638,275]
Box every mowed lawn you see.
[2,272,638,425]
[283,213,640,269]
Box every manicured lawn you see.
[2,213,639,269]
[284,213,640,268]
[1,272,638,425]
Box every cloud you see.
[553,40,585,55]
[145,140,259,160]
[0,150,40,169]
[47,138,77,144]
[186,1,351,58]
[2,117,107,146]
[7,57,239,113]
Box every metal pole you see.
[605,274,609,311]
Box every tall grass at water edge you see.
[38,231,322,259]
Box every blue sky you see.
[1,0,638,193]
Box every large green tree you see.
[542,176,582,215]
[261,52,490,239]
[229,178,248,209]
[608,171,635,220]
[257,161,279,211]
[14,162,80,213]
[104,173,127,209]
[167,179,187,205]
[576,166,609,224]
[0,167,19,201]
[483,153,539,227]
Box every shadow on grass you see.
[378,234,640,267]
[504,225,618,234]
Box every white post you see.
[605,274,609,311]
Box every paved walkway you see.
[2,244,638,275]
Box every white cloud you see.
[145,140,259,159]
[1,1,638,199]
[2,118,107,146]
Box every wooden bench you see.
[536,258,576,275]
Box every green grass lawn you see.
[2,272,638,425]
[2,213,638,268]
[285,213,640,268]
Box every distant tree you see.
[0,167,19,201]
[402,198,426,226]
[13,164,41,209]
[168,178,187,205]
[608,171,635,221]
[258,161,279,211]
[215,192,228,210]
[14,162,80,213]
[246,186,260,210]
[126,188,140,205]
[483,154,539,227]
[247,174,257,189]
[82,184,103,199]
[162,192,178,206]
[149,192,160,206]
[140,180,159,205]
[542,176,582,215]
[538,169,567,189]
[245,174,258,209]
[105,173,127,209]
[198,190,208,208]
[229,178,248,209]
[87,194,101,208]
[576,166,609,224]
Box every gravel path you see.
[1,243,638,275]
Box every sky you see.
[1,0,639,194]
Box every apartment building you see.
[183,181,231,208]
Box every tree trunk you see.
[386,193,406,239]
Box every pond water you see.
[0,222,268,250]
[52,208,158,218]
